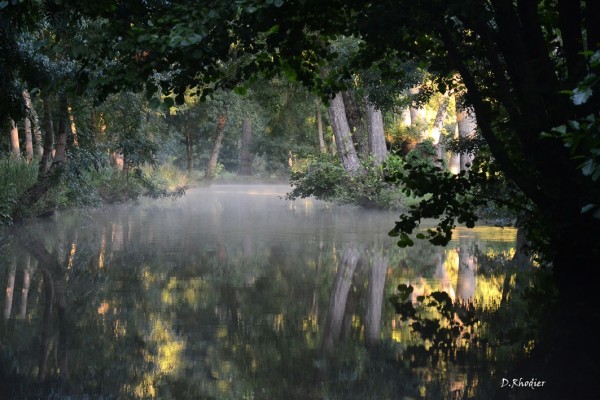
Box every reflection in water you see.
[0,185,522,399]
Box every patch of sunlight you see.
[67,243,77,270]
[162,277,208,308]
[142,267,159,290]
[97,302,109,315]
[217,380,230,393]
[352,314,362,330]
[131,378,156,399]
[445,248,460,276]
[147,317,185,375]
[98,233,106,269]
[524,339,536,355]
[273,313,285,331]
[302,315,318,332]
[474,274,504,307]
[391,319,412,343]
[216,325,228,339]
[113,319,126,337]
[485,247,516,259]
[455,226,518,243]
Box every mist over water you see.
[1,184,517,399]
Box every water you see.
[0,185,519,399]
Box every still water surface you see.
[1,185,517,399]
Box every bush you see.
[287,153,420,211]
[287,154,348,201]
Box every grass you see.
[0,157,38,224]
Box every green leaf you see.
[581,204,595,214]
[572,87,593,105]
[581,159,595,176]
[551,125,567,135]
[397,232,414,248]
[233,86,247,95]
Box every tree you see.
[328,93,362,175]
[205,113,228,180]
[238,117,253,175]
[365,101,387,166]
[9,119,20,158]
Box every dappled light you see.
[0,186,530,399]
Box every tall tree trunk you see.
[409,87,426,129]
[429,94,450,145]
[365,101,388,166]
[238,117,253,176]
[342,90,368,157]
[205,113,227,180]
[23,113,34,163]
[40,95,55,175]
[448,123,461,174]
[456,104,476,171]
[185,122,193,172]
[328,93,362,175]
[316,104,326,153]
[364,252,387,350]
[23,89,43,157]
[67,106,78,147]
[9,119,20,158]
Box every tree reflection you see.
[321,243,360,351]
[0,188,528,399]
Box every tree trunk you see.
[365,101,388,166]
[316,104,326,153]
[429,93,450,145]
[409,87,426,132]
[342,90,368,157]
[328,93,362,175]
[39,95,55,175]
[238,117,253,176]
[65,106,78,147]
[457,105,476,171]
[364,252,387,350]
[185,122,193,172]
[23,90,43,157]
[205,113,227,180]
[9,119,20,158]
[24,115,34,162]
[449,124,461,174]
